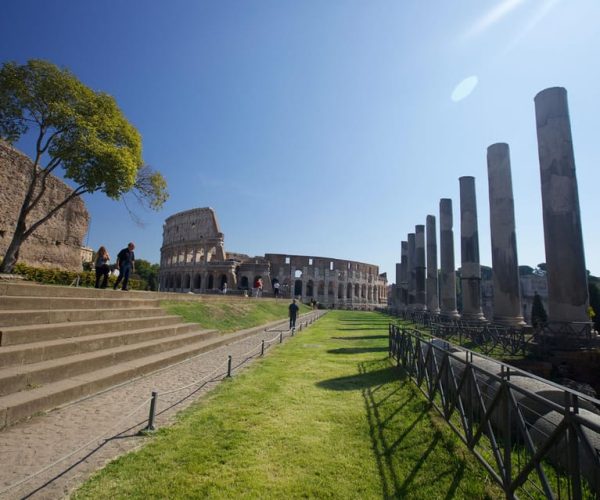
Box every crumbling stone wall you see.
[0,141,89,271]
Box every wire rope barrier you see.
[0,311,325,496]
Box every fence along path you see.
[0,310,324,499]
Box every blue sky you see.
[1,0,599,281]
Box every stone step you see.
[0,318,291,429]
[0,327,220,396]
[0,315,183,346]
[0,321,207,368]
[0,295,159,310]
[0,307,167,327]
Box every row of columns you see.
[395,87,589,329]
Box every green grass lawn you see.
[74,311,501,499]
[161,298,311,333]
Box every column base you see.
[492,315,527,327]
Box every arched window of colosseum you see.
[367,286,372,301]
[346,283,352,299]
[285,256,290,264]
[294,280,302,297]
[338,283,343,299]
[219,274,227,288]
[308,258,313,266]
[183,275,191,289]
[208,275,214,289]
[241,276,249,289]
[194,273,201,289]
[317,281,324,296]
[306,280,314,297]
[175,275,182,289]
[186,249,193,263]
[361,284,366,298]
[196,248,205,263]
[328,282,334,297]
[354,283,360,297]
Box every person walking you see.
[94,246,110,289]
[113,242,135,291]
[273,281,280,298]
[289,298,299,330]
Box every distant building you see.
[158,207,387,308]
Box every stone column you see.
[415,225,426,310]
[439,199,459,318]
[400,241,408,311]
[407,233,416,309]
[395,263,401,308]
[459,176,486,321]
[426,215,440,314]
[535,88,589,325]
[487,143,525,326]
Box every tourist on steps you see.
[113,242,135,291]
[94,246,110,289]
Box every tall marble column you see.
[439,199,459,318]
[487,143,525,326]
[535,87,589,325]
[407,233,416,309]
[395,263,401,308]
[400,241,408,310]
[415,225,427,310]
[459,176,486,321]
[426,215,440,314]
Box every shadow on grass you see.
[316,365,398,391]
[335,327,389,331]
[331,335,388,341]
[355,359,475,499]
[327,347,388,355]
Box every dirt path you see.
[0,313,323,499]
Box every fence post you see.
[144,391,158,432]
[502,367,512,494]
[567,392,582,498]
[261,339,265,356]
[280,332,283,344]
[227,355,232,377]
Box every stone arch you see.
[306,280,314,297]
[183,274,191,290]
[240,276,249,289]
[317,281,325,296]
[208,274,214,290]
[347,283,352,299]
[219,274,228,288]
[337,283,344,299]
[193,273,201,290]
[354,283,360,298]
[294,279,303,297]
[174,274,182,290]
[328,282,334,297]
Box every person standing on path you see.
[113,242,135,291]
[289,299,299,330]
[273,281,280,298]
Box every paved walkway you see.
[0,313,324,499]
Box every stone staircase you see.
[0,281,269,429]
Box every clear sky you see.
[1,0,599,281]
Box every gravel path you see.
[0,312,324,500]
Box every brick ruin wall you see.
[0,141,89,271]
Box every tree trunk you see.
[0,223,26,274]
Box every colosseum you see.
[158,207,388,309]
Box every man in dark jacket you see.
[289,299,299,330]
[113,242,135,291]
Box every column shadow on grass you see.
[317,360,469,498]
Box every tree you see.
[0,60,168,273]
[531,292,547,328]
[134,259,160,291]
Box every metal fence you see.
[389,324,600,499]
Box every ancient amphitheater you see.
[158,207,387,309]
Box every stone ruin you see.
[393,87,591,336]
[158,207,388,308]
[0,141,90,272]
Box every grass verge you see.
[74,311,502,499]
[161,298,311,333]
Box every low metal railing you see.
[389,324,600,499]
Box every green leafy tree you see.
[133,259,160,291]
[531,292,548,328]
[0,60,168,273]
